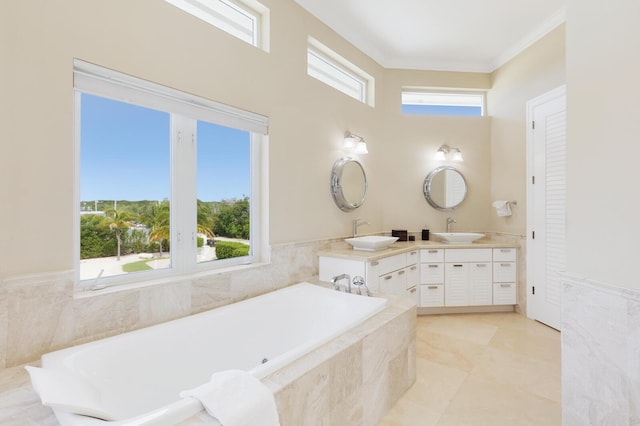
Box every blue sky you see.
[80,94,250,202]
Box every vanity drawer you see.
[420,284,444,307]
[444,248,492,263]
[493,283,516,304]
[370,253,406,275]
[420,263,444,283]
[493,262,516,282]
[406,249,420,265]
[493,248,517,262]
[421,248,444,263]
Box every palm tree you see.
[140,201,170,256]
[103,209,133,261]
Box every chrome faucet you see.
[330,273,351,293]
[446,217,456,233]
[352,219,370,237]
[352,276,372,296]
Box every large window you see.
[75,60,268,289]
[307,37,375,106]
[402,90,485,116]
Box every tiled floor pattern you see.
[378,313,561,426]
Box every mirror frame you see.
[423,166,467,211]
[331,157,368,212]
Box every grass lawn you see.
[122,258,153,272]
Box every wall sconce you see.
[434,144,463,162]
[344,131,368,154]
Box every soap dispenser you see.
[421,226,430,241]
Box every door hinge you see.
[532,120,535,130]
[532,175,535,184]
[532,230,535,239]
[532,286,535,295]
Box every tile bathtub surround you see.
[0,238,331,370]
[561,274,640,426]
[0,294,417,425]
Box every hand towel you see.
[492,200,512,217]
[180,370,280,426]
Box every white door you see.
[526,86,566,330]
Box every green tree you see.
[103,209,134,261]
[139,201,170,256]
[212,197,250,239]
[80,214,116,259]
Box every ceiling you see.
[293,0,566,73]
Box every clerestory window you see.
[402,90,485,116]
[74,60,268,289]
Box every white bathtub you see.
[33,282,388,425]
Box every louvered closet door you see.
[528,86,566,330]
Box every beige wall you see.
[378,70,492,235]
[488,25,566,236]
[566,0,640,290]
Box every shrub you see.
[215,241,250,259]
[197,236,204,248]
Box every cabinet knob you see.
[453,264,463,268]
[409,287,417,293]
[428,250,438,253]
[427,285,439,289]
[384,275,392,280]
[500,284,512,288]
[428,264,439,268]
[501,263,511,267]
[410,266,417,271]
[410,251,417,255]
[500,249,511,253]
[398,270,406,275]
[371,261,379,266]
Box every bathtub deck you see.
[0,291,416,426]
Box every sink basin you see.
[345,236,399,251]
[432,232,485,244]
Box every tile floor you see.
[378,312,561,426]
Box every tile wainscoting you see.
[0,239,331,370]
[562,273,640,425]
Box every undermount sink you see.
[432,232,485,244]
[345,236,399,251]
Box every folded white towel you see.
[492,200,512,217]
[180,370,280,426]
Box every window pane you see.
[79,94,171,281]
[196,120,251,264]
[401,91,484,116]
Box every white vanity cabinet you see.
[319,249,419,299]
[492,248,517,304]
[419,249,445,307]
[444,249,492,306]
[418,247,517,308]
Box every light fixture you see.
[344,131,368,154]
[434,144,463,162]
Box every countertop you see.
[318,239,519,261]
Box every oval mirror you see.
[331,157,367,212]
[423,166,467,211]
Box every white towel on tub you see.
[180,369,280,426]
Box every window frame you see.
[401,89,486,116]
[164,0,270,52]
[307,37,375,107]
[73,60,269,290]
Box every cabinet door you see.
[421,263,444,284]
[445,263,468,306]
[379,271,399,296]
[469,262,492,305]
[420,284,444,307]
[494,283,516,304]
[406,285,419,304]
[406,264,419,289]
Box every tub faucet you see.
[352,219,370,237]
[352,276,372,296]
[330,273,351,293]
[446,217,456,232]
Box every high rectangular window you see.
[75,60,268,289]
[307,37,374,106]
[402,90,485,116]
[165,0,269,51]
